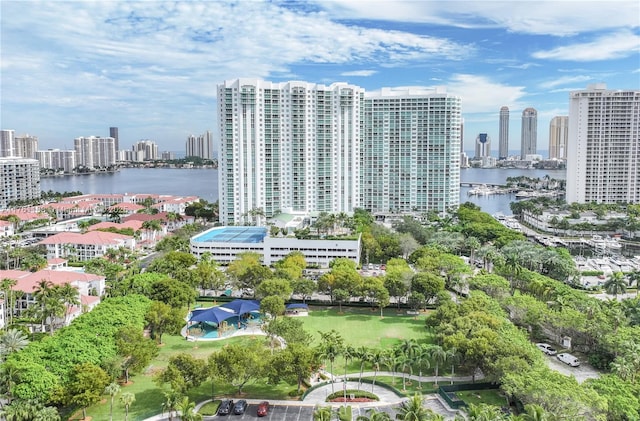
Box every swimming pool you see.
[193,226,268,243]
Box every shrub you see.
[198,400,221,416]
[326,389,379,401]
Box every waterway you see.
[40,167,566,216]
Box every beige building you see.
[548,116,568,160]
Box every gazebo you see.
[187,300,263,338]
[285,303,309,316]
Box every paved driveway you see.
[543,354,601,383]
[203,402,316,420]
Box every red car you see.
[257,401,269,417]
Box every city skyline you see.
[1,1,639,152]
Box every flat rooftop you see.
[192,226,267,243]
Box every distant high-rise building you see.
[218,79,462,224]
[566,84,640,204]
[361,87,461,214]
[14,134,39,159]
[548,116,569,160]
[474,133,491,159]
[498,106,509,159]
[520,108,537,159]
[0,129,15,157]
[0,157,40,209]
[36,149,76,174]
[161,151,175,160]
[186,131,214,159]
[132,140,158,161]
[74,136,117,169]
[109,127,119,152]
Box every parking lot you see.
[205,402,316,420]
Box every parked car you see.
[233,399,247,415]
[257,401,269,417]
[557,353,580,367]
[218,399,234,415]
[536,343,557,355]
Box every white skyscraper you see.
[474,133,491,159]
[186,131,214,159]
[361,87,461,214]
[0,129,15,157]
[520,108,537,159]
[566,84,640,204]
[36,149,76,174]
[132,140,158,161]
[498,106,509,159]
[0,157,40,209]
[74,136,117,169]
[218,79,362,224]
[548,116,569,160]
[218,79,462,223]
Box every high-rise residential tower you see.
[186,131,214,159]
[132,140,158,161]
[361,87,461,214]
[74,136,117,169]
[109,127,119,152]
[474,133,491,159]
[218,79,363,225]
[566,84,640,204]
[14,134,38,159]
[520,108,538,159]
[218,79,462,224]
[0,157,40,209]
[0,129,15,157]
[498,106,509,159]
[548,116,569,160]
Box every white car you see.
[557,353,580,367]
[536,343,557,356]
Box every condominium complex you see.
[520,108,538,159]
[36,149,76,173]
[548,116,569,160]
[74,136,117,169]
[0,157,41,209]
[361,87,461,214]
[218,79,461,224]
[498,106,509,159]
[566,84,640,204]
[474,133,491,159]
[0,130,15,157]
[132,140,159,161]
[186,131,214,159]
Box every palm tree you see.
[626,269,640,297]
[0,329,29,359]
[465,403,508,421]
[342,345,356,401]
[57,283,80,325]
[318,330,343,394]
[414,345,432,390]
[313,405,333,421]
[356,346,371,390]
[356,408,392,421]
[517,403,552,421]
[369,350,384,393]
[446,347,460,385]
[33,280,65,334]
[395,393,430,421]
[430,345,448,387]
[142,219,163,243]
[604,271,627,298]
[0,278,17,326]
[120,392,135,421]
[104,382,120,421]
[177,396,202,421]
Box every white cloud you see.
[533,30,640,61]
[446,74,528,114]
[341,70,378,77]
[313,1,640,36]
[539,75,592,89]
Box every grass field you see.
[456,390,508,407]
[82,306,433,420]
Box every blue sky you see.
[1,1,639,155]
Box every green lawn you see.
[83,307,433,421]
[457,390,508,407]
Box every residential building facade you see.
[474,133,491,159]
[36,149,77,173]
[186,131,214,159]
[499,106,509,159]
[361,87,461,214]
[14,134,39,159]
[74,136,117,169]
[0,129,15,157]
[520,108,538,159]
[110,127,119,152]
[132,140,158,161]
[549,116,569,160]
[218,79,364,225]
[566,84,640,204]
[218,79,461,223]
[0,157,40,209]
